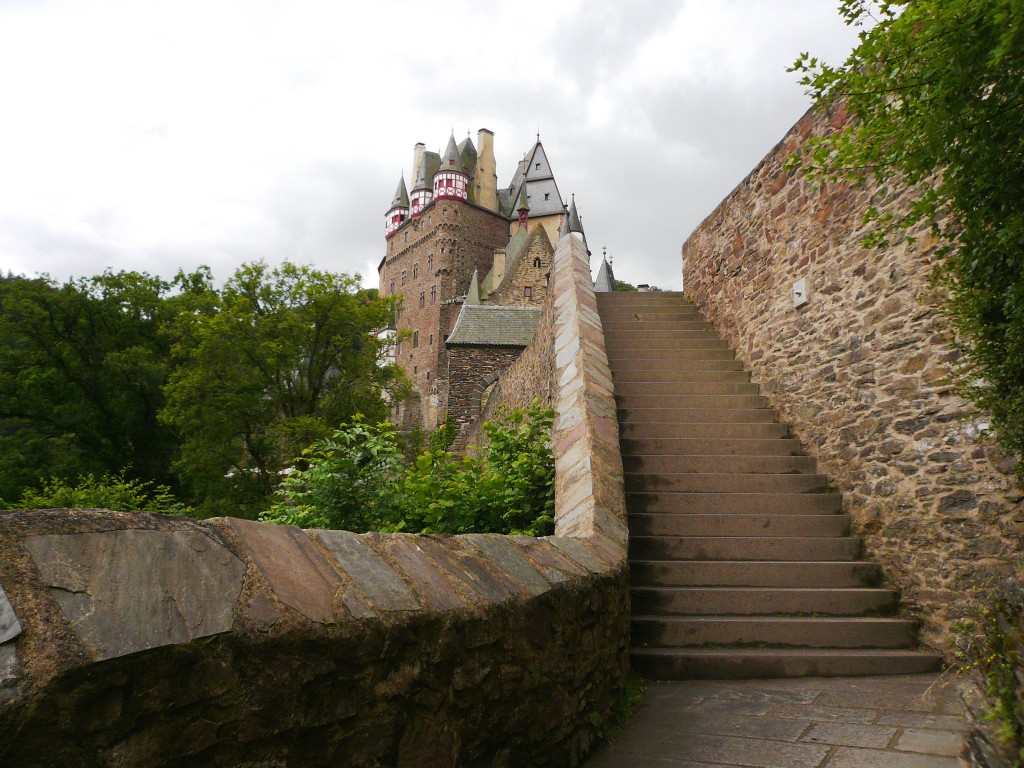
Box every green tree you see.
[0,271,186,502]
[791,0,1024,471]
[161,261,405,518]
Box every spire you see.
[465,270,481,305]
[391,174,410,209]
[441,132,463,172]
[558,206,571,239]
[594,249,615,292]
[413,155,431,191]
[567,194,584,239]
[516,184,530,231]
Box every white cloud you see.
[0,0,861,289]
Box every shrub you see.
[263,400,555,536]
[9,470,192,515]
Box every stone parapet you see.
[681,102,1022,647]
[0,237,629,767]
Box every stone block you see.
[25,529,244,661]
[0,582,21,644]
[220,518,341,624]
[459,534,552,597]
[374,535,470,611]
[311,530,420,612]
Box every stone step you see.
[596,291,687,303]
[628,513,849,538]
[614,380,760,396]
[622,454,818,476]
[611,369,751,384]
[629,536,861,562]
[614,393,770,411]
[620,437,805,456]
[625,472,833,494]
[626,491,843,515]
[605,328,725,340]
[607,347,738,363]
[611,360,746,376]
[629,560,882,588]
[602,320,712,331]
[606,336,730,350]
[618,422,790,440]
[630,647,942,680]
[599,312,705,324]
[632,615,920,649]
[617,408,777,425]
[630,586,898,616]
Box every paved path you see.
[585,673,966,767]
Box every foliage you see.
[587,673,646,745]
[9,470,192,516]
[263,400,555,536]
[0,271,190,501]
[611,279,637,292]
[790,0,1024,473]
[161,261,405,518]
[951,578,1024,764]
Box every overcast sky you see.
[0,0,861,292]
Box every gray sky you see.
[0,0,861,292]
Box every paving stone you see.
[650,712,809,742]
[770,703,878,724]
[684,682,821,706]
[800,721,897,749]
[894,727,963,756]
[825,746,961,767]
[222,518,341,624]
[813,690,938,713]
[684,697,774,716]
[658,732,829,768]
[310,530,420,611]
[25,529,244,660]
[876,711,967,731]
[0,582,20,644]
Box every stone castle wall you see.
[681,102,1022,646]
[0,237,628,768]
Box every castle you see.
[378,129,604,432]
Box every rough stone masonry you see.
[682,101,1023,648]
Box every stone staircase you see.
[596,290,942,679]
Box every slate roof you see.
[390,175,409,209]
[412,151,441,191]
[498,141,565,218]
[594,256,615,292]
[446,305,542,346]
[440,134,465,173]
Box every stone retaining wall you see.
[681,102,1022,647]
[0,235,629,767]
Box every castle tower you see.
[434,133,469,202]
[566,194,587,245]
[385,174,410,239]
[474,128,498,212]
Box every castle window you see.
[533,257,542,268]
[544,193,550,200]
[389,278,395,293]
[414,366,417,374]
[413,264,418,280]
[401,270,407,286]
[535,162,541,170]
[426,371,431,382]
[524,286,533,299]
[427,254,433,270]
[429,334,434,345]
[397,341,403,354]
[413,331,419,348]
[418,291,425,308]
[430,285,436,304]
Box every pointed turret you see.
[594,251,615,292]
[465,270,481,305]
[385,173,410,239]
[558,206,572,239]
[566,194,586,243]
[516,184,530,230]
[434,132,469,202]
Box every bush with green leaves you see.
[262,400,555,536]
[791,0,1024,475]
[7,470,192,515]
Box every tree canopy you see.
[0,262,404,517]
[791,0,1024,471]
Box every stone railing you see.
[0,234,629,767]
